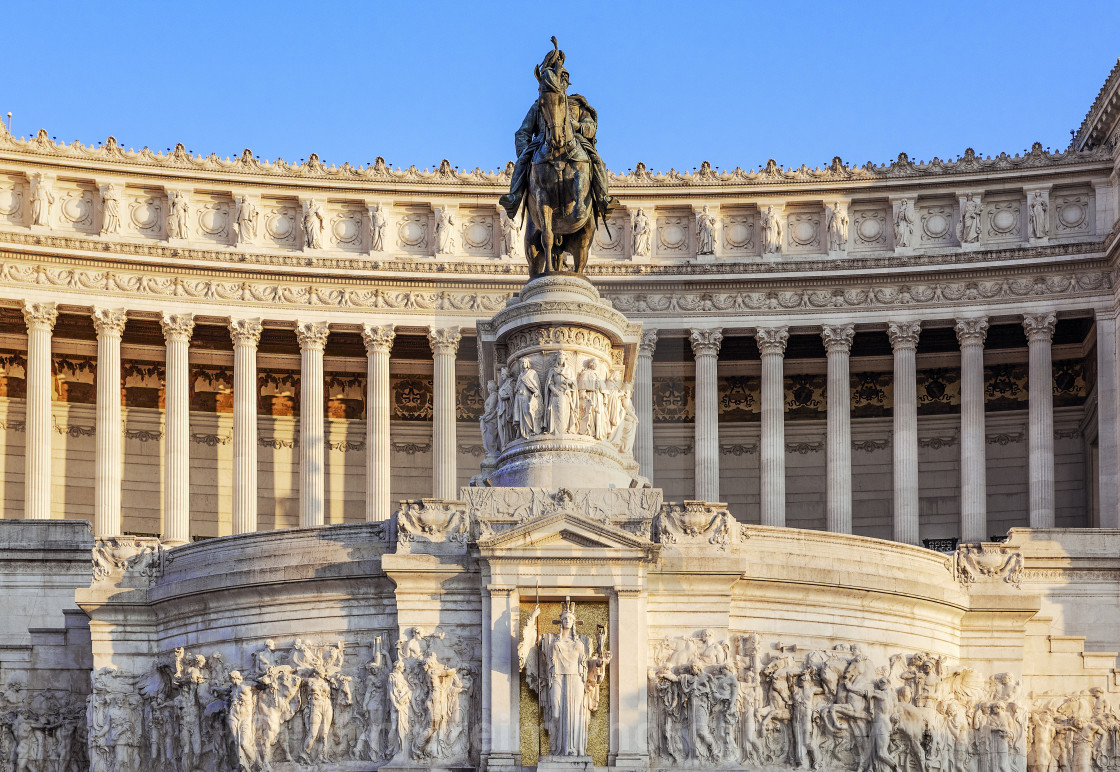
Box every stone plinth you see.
[477,275,643,489]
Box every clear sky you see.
[4,1,1119,174]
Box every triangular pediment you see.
[477,510,656,560]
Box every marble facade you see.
[0,58,1119,772]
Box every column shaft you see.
[690,328,723,502]
[363,324,395,521]
[757,327,789,526]
[888,321,921,544]
[429,327,462,500]
[92,308,127,537]
[957,318,989,542]
[22,303,57,520]
[823,324,854,533]
[1096,312,1120,527]
[297,321,329,527]
[635,329,657,480]
[161,314,194,545]
[485,586,519,765]
[229,319,262,534]
[1024,313,1057,528]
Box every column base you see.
[609,753,650,772]
[482,752,521,771]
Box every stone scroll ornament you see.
[519,598,611,758]
[499,37,614,278]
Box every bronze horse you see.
[524,60,598,278]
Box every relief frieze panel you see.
[850,371,893,418]
[121,361,164,409]
[53,355,96,404]
[391,375,433,421]
[189,366,233,413]
[785,373,826,419]
[0,350,26,398]
[984,363,1028,411]
[1054,359,1089,407]
[326,373,365,419]
[652,376,695,423]
[0,173,27,227]
[259,371,300,416]
[916,368,961,415]
[456,376,485,421]
[718,375,760,422]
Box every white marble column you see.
[1023,312,1058,528]
[611,588,649,765]
[160,313,194,546]
[362,323,395,522]
[822,324,855,533]
[429,326,462,500]
[888,321,922,545]
[22,302,58,520]
[756,326,789,527]
[296,321,330,528]
[635,329,657,480]
[1096,311,1120,528]
[91,307,127,537]
[690,328,723,502]
[956,317,989,542]
[484,585,520,768]
[229,318,262,535]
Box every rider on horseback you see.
[499,38,613,224]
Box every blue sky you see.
[4,1,1118,173]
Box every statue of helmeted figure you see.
[519,598,611,758]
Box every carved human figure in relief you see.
[519,599,610,757]
[957,193,981,244]
[167,190,189,239]
[388,659,412,758]
[544,351,578,434]
[357,637,390,761]
[301,666,334,763]
[235,195,258,244]
[499,208,520,258]
[1029,192,1048,239]
[481,380,502,458]
[227,670,257,771]
[99,183,120,235]
[370,202,387,251]
[826,202,848,252]
[302,201,324,249]
[514,357,542,438]
[578,359,605,439]
[761,205,782,254]
[610,386,638,456]
[696,205,716,255]
[30,173,54,227]
[895,198,914,247]
[632,208,651,257]
[434,207,456,254]
[496,366,515,448]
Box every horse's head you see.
[534,63,572,154]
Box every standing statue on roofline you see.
[500,37,613,278]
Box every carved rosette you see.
[689,328,723,357]
[955,317,989,347]
[821,323,855,353]
[755,325,789,356]
[22,301,58,332]
[361,323,396,354]
[160,312,195,343]
[428,326,462,357]
[887,320,922,350]
[639,328,658,357]
[90,307,127,338]
[228,317,263,347]
[295,320,330,351]
[1022,311,1057,342]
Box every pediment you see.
[477,510,656,559]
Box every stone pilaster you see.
[91,307,127,538]
[822,324,855,533]
[1096,311,1120,528]
[160,313,194,546]
[483,585,520,769]
[635,329,657,480]
[690,328,723,502]
[296,321,330,527]
[888,321,922,545]
[229,318,262,535]
[22,302,58,520]
[362,324,395,522]
[1024,312,1058,528]
[956,317,989,542]
[611,588,649,767]
[756,326,789,527]
[429,326,462,500]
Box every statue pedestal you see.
[537,755,595,772]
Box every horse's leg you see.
[540,203,554,274]
[572,214,596,274]
[524,216,543,278]
[569,164,589,222]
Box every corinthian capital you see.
[228,318,263,347]
[91,307,127,338]
[887,321,922,350]
[361,323,396,354]
[160,313,195,343]
[639,328,659,357]
[954,317,989,347]
[1022,312,1057,343]
[821,324,855,353]
[754,326,789,356]
[689,328,723,357]
[22,302,58,332]
[295,321,330,351]
[428,326,462,356]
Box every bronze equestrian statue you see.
[500,38,613,278]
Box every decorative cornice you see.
[90,307,127,337]
[22,301,57,332]
[361,323,396,355]
[887,321,922,350]
[821,323,855,353]
[160,312,195,343]
[755,326,789,356]
[688,328,723,357]
[428,326,462,357]
[295,320,330,351]
[1022,311,1057,342]
[954,317,989,346]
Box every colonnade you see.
[15,303,1114,543]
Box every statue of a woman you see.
[518,599,610,757]
[544,352,577,434]
[513,357,542,438]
